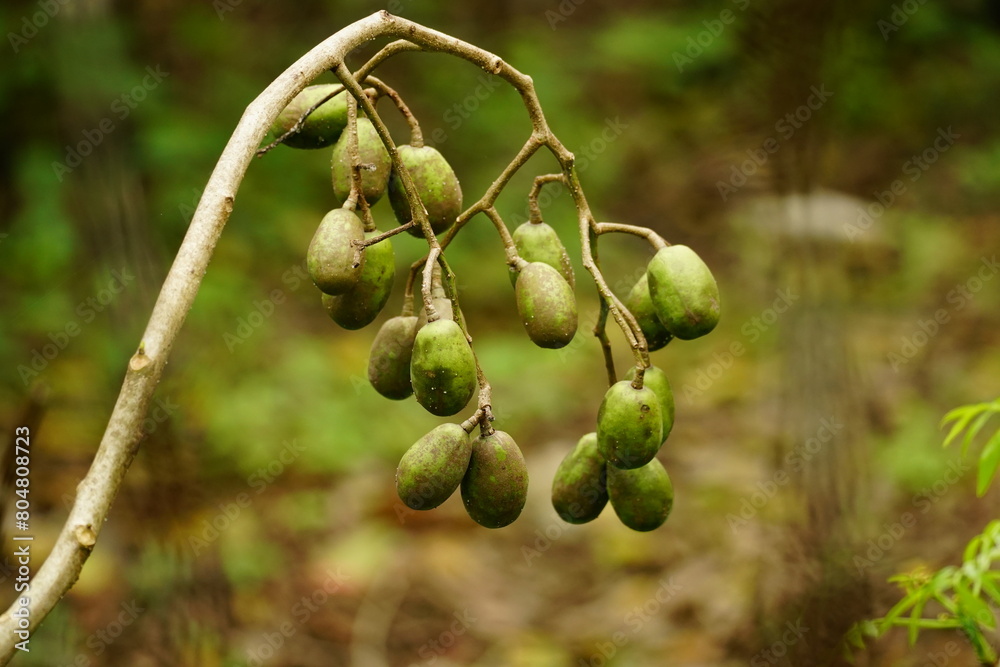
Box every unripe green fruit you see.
[461,430,528,528]
[510,221,575,288]
[515,262,578,349]
[306,208,365,295]
[331,118,391,205]
[551,433,608,524]
[410,319,477,416]
[322,232,395,330]
[388,145,463,237]
[624,274,673,351]
[268,85,349,149]
[646,245,720,340]
[396,423,472,510]
[597,380,662,470]
[606,458,674,532]
[368,316,419,400]
[624,366,675,444]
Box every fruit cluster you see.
[266,77,719,531]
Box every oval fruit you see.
[551,432,608,524]
[624,274,673,351]
[646,245,720,340]
[624,366,675,443]
[410,319,477,416]
[606,458,674,532]
[515,262,578,349]
[461,430,528,528]
[331,118,391,205]
[510,221,575,288]
[368,316,419,400]
[306,208,365,295]
[596,380,662,469]
[322,233,395,330]
[396,423,472,510]
[388,145,463,237]
[268,84,349,149]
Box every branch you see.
[364,75,424,147]
[594,221,668,250]
[0,11,562,663]
[528,173,566,223]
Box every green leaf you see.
[979,575,1000,608]
[976,430,1000,496]
[964,534,983,563]
[962,410,996,457]
[956,580,995,630]
[942,406,979,448]
[845,624,865,650]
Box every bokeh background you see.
[1,0,999,665]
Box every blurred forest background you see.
[1,0,999,665]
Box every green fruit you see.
[551,433,608,524]
[624,274,673,351]
[461,430,528,528]
[515,262,578,349]
[388,145,463,237]
[306,208,365,295]
[331,118,391,205]
[597,380,662,469]
[410,319,477,416]
[646,245,720,340]
[606,458,674,532]
[396,423,472,510]
[268,85,349,149]
[322,232,395,330]
[510,222,575,288]
[368,316,419,400]
[624,366,675,443]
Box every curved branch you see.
[364,76,423,147]
[0,11,655,663]
[0,11,553,663]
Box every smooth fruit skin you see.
[306,208,365,295]
[268,85,349,149]
[597,381,663,470]
[331,118,391,205]
[624,274,673,351]
[410,319,477,416]
[322,233,395,330]
[624,366,675,443]
[646,245,721,340]
[396,423,472,510]
[461,430,528,528]
[515,262,578,349]
[607,458,674,532]
[551,433,608,524]
[388,145,463,237]
[511,222,575,288]
[368,316,419,400]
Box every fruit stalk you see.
[527,173,566,224]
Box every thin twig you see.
[594,221,668,250]
[481,207,523,271]
[364,76,423,147]
[528,173,566,223]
